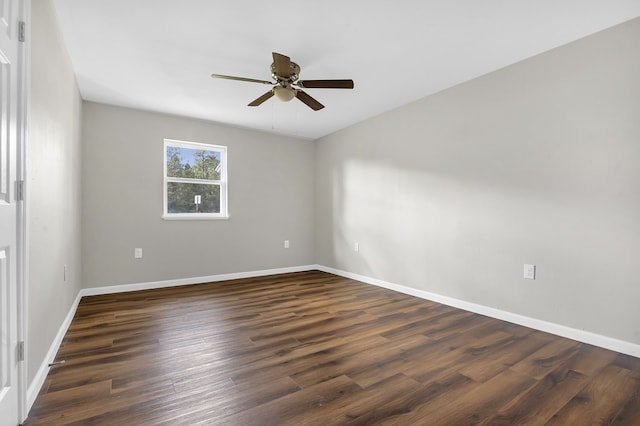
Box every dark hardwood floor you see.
[25,271,640,425]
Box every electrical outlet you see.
[135,248,143,259]
[354,242,359,252]
[284,240,290,249]
[523,264,535,280]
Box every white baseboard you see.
[26,264,317,414]
[79,265,318,297]
[316,265,640,358]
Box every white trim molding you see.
[79,265,317,296]
[316,265,640,359]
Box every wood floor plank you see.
[481,365,589,424]
[378,369,536,425]
[547,364,639,424]
[345,372,479,425]
[289,334,431,389]
[217,375,362,426]
[458,330,557,382]
[509,336,582,380]
[281,373,421,426]
[24,270,640,425]
[403,329,519,383]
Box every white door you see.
[0,0,23,424]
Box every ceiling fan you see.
[211,52,354,111]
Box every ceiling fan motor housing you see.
[271,61,300,83]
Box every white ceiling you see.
[52,0,640,140]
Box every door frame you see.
[16,0,30,422]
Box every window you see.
[163,139,228,219]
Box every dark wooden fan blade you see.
[211,74,274,85]
[248,90,274,106]
[272,52,292,78]
[297,79,354,89]
[296,90,324,111]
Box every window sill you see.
[162,215,230,221]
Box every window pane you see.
[167,182,220,214]
[166,146,221,180]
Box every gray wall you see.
[316,18,640,344]
[81,102,315,287]
[29,0,83,383]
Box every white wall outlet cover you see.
[134,248,143,258]
[354,242,359,252]
[524,264,536,280]
[284,240,290,249]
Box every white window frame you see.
[163,139,228,220]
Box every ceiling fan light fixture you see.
[273,85,296,102]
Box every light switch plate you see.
[134,248,143,259]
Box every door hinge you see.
[18,21,26,42]
[17,341,25,362]
[16,180,24,201]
